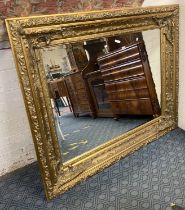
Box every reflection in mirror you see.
[40,29,161,162]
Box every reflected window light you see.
[85,49,90,61]
[104,45,109,53]
[115,39,121,43]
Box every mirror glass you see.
[40,29,161,162]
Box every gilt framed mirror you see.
[5,4,179,200]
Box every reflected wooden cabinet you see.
[97,41,161,119]
[85,70,113,117]
[64,39,105,118]
[64,71,96,117]
[63,41,160,119]
[47,78,71,115]
[48,78,68,98]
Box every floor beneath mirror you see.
[1,128,185,209]
[56,107,152,162]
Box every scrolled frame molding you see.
[6,5,179,200]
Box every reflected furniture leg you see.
[56,115,65,140]
[91,113,96,119]
[55,99,61,116]
[171,203,185,210]
[67,96,73,112]
[113,114,119,121]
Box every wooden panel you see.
[64,71,94,116]
[108,88,150,100]
[126,99,153,115]
[101,61,144,81]
[105,77,147,92]
[74,81,86,90]
[48,79,68,98]
[79,104,90,111]
[110,99,153,115]
[110,101,127,114]
[98,44,140,69]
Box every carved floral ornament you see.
[6,5,179,200]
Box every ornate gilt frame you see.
[5,5,179,200]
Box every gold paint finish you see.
[5,5,179,200]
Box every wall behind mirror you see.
[39,29,161,162]
[143,29,161,104]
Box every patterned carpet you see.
[57,109,152,162]
[1,128,185,209]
